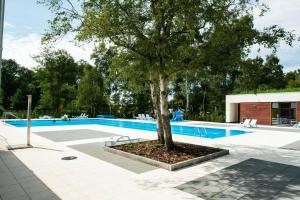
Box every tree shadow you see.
[175,158,300,199]
[0,149,61,200]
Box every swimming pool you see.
[4,118,250,139]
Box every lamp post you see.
[8,94,33,150]
[0,0,5,98]
[27,95,32,146]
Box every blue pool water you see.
[4,119,250,139]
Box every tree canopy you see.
[36,0,296,150]
[0,0,296,150]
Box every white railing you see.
[3,112,20,119]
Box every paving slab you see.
[176,158,300,200]
[281,140,300,151]
[0,150,60,200]
[68,142,157,174]
[33,129,119,142]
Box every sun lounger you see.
[250,119,257,128]
[294,122,300,128]
[242,119,251,128]
[39,115,52,119]
[141,114,146,120]
[82,113,88,118]
[136,114,142,120]
[145,114,153,120]
[74,113,88,118]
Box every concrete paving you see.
[281,140,300,151]
[255,127,300,133]
[68,142,157,174]
[184,122,238,127]
[0,150,60,200]
[186,121,300,132]
[176,158,300,200]
[1,122,300,199]
[33,129,119,142]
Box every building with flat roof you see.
[226,92,300,125]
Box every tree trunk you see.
[149,72,164,144]
[185,76,189,112]
[159,73,174,151]
[202,86,206,113]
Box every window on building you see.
[272,102,296,125]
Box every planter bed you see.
[104,140,229,171]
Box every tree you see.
[235,55,285,92]
[0,59,36,110]
[35,49,81,115]
[235,57,265,91]
[285,69,300,85]
[77,64,108,116]
[287,74,300,88]
[39,0,294,151]
[261,55,285,89]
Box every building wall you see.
[226,103,239,123]
[297,102,300,122]
[226,92,300,123]
[226,92,300,103]
[240,103,272,125]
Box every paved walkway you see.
[176,158,300,199]
[69,142,157,174]
[183,121,300,133]
[33,129,119,142]
[281,140,300,151]
[0,150,60,200]
[0,122,300,199]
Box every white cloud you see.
[4,21,14,28]
[2,0,300,72]
[2,33,94,69]
[252,0,300,72]
[254,0,300,32]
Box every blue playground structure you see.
[172,110,184,121]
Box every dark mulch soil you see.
[112,140,222,164]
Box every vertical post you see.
[0,0,5,98]
[27,95,32,146]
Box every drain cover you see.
[61,156,77,160]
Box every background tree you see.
[77,64,108,116]
[235,55,285,92]
[287,74,300,88]
[35,49,82,116]
[0,59,37,111]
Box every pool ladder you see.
[195,127,208,138]
[3,112,20,119]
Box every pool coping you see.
[3,118,251,138]
[103,143,229,171]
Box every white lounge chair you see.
[136,114,141,120]
[145,114,153,120]
[82,113,88,118]
[141,114,146,120]
[39,115,52,119]
[250,119,257,128]
[76,113,84,118]
[294,122,300,128]
[242,119,251,128]
[74,113,88,118]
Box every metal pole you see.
[27,95,32,146]
[0,0,5,99]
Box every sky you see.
[2,0,300,72]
